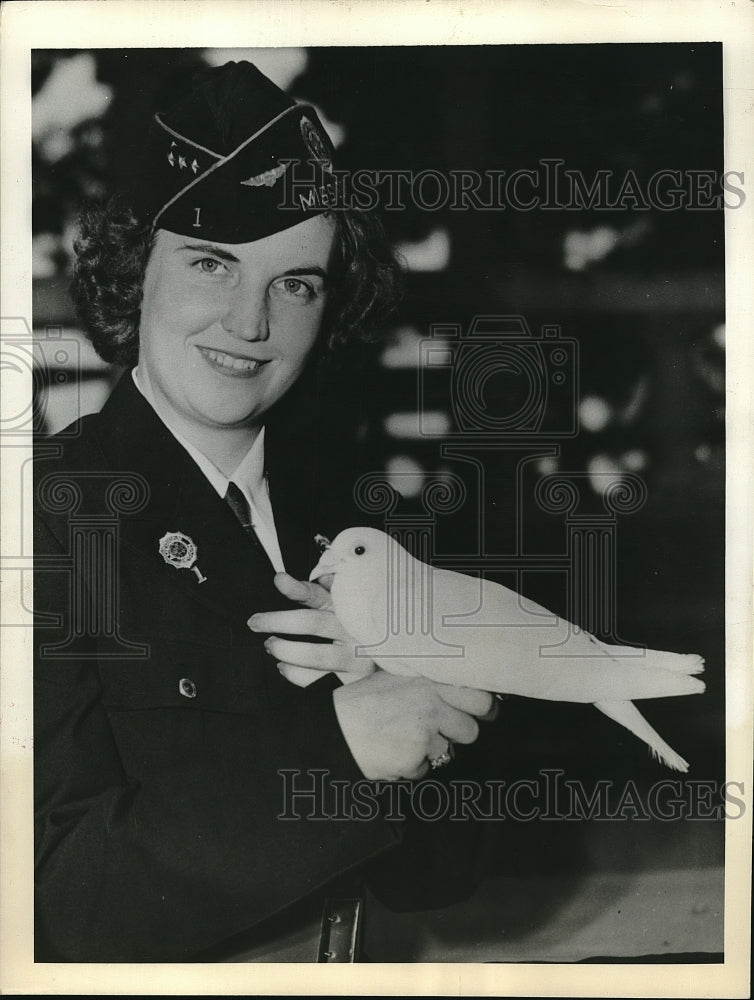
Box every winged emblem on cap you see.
[300,116,333,173]
[240,161,289,188]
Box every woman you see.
[34,60,494,962]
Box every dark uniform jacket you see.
[34,371,490,962]
[33,370,401,962]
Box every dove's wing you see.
[366,560,704,703]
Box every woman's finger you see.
[435,701,480,745]
[273,572,333,610]
[432,683,494,718]
[265,636,338,669]
[277,663,323,687]
[265,635,359,671]
[248,608,346,640]
[278,662,375,686]
[426,735,453,762]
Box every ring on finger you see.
[428,741,454,770]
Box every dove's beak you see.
[309,551,341,582]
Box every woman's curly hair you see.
[71,196,404,368]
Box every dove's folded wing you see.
[330,540,704,705]
[377,564,706,703]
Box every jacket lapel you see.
[264,406,362,585]
[94,373,290,627]
[266,463,320,584]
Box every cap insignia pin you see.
[300,116,333,173]
[159,531,207,583]
[240,161,289,188]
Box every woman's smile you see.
[196,345,270,377]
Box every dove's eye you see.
[354,545,366,556]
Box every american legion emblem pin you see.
[158,531,207,584]
[300,116,332,173]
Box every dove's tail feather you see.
[594,699,690,772]
[526,663,705,704]
[601,643,705,675]
[612,670,705,702]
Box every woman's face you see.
[137,214,335,436]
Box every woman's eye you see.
[274,277,316,300]
[195,258,227,275]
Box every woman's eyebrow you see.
[281,266,328,283]
[178,242,240,262]
[177,246,328,283]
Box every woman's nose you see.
[221,285,269,340]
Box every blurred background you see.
[31,44,726,961]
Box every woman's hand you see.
[247,572,377,686]
[332,671,495,781]
[249,574,497,779]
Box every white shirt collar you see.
[131,367,265,502]
[131,367,286,572]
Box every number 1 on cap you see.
[193,207,201,228]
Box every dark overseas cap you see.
[132,61,339,243]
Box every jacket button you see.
[178,677,197,699]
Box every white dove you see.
[309,527,705,772]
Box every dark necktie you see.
[224,480,275,572]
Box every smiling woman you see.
[70,196,400,370]
[33,59,494,964]
[135,220,335,473]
